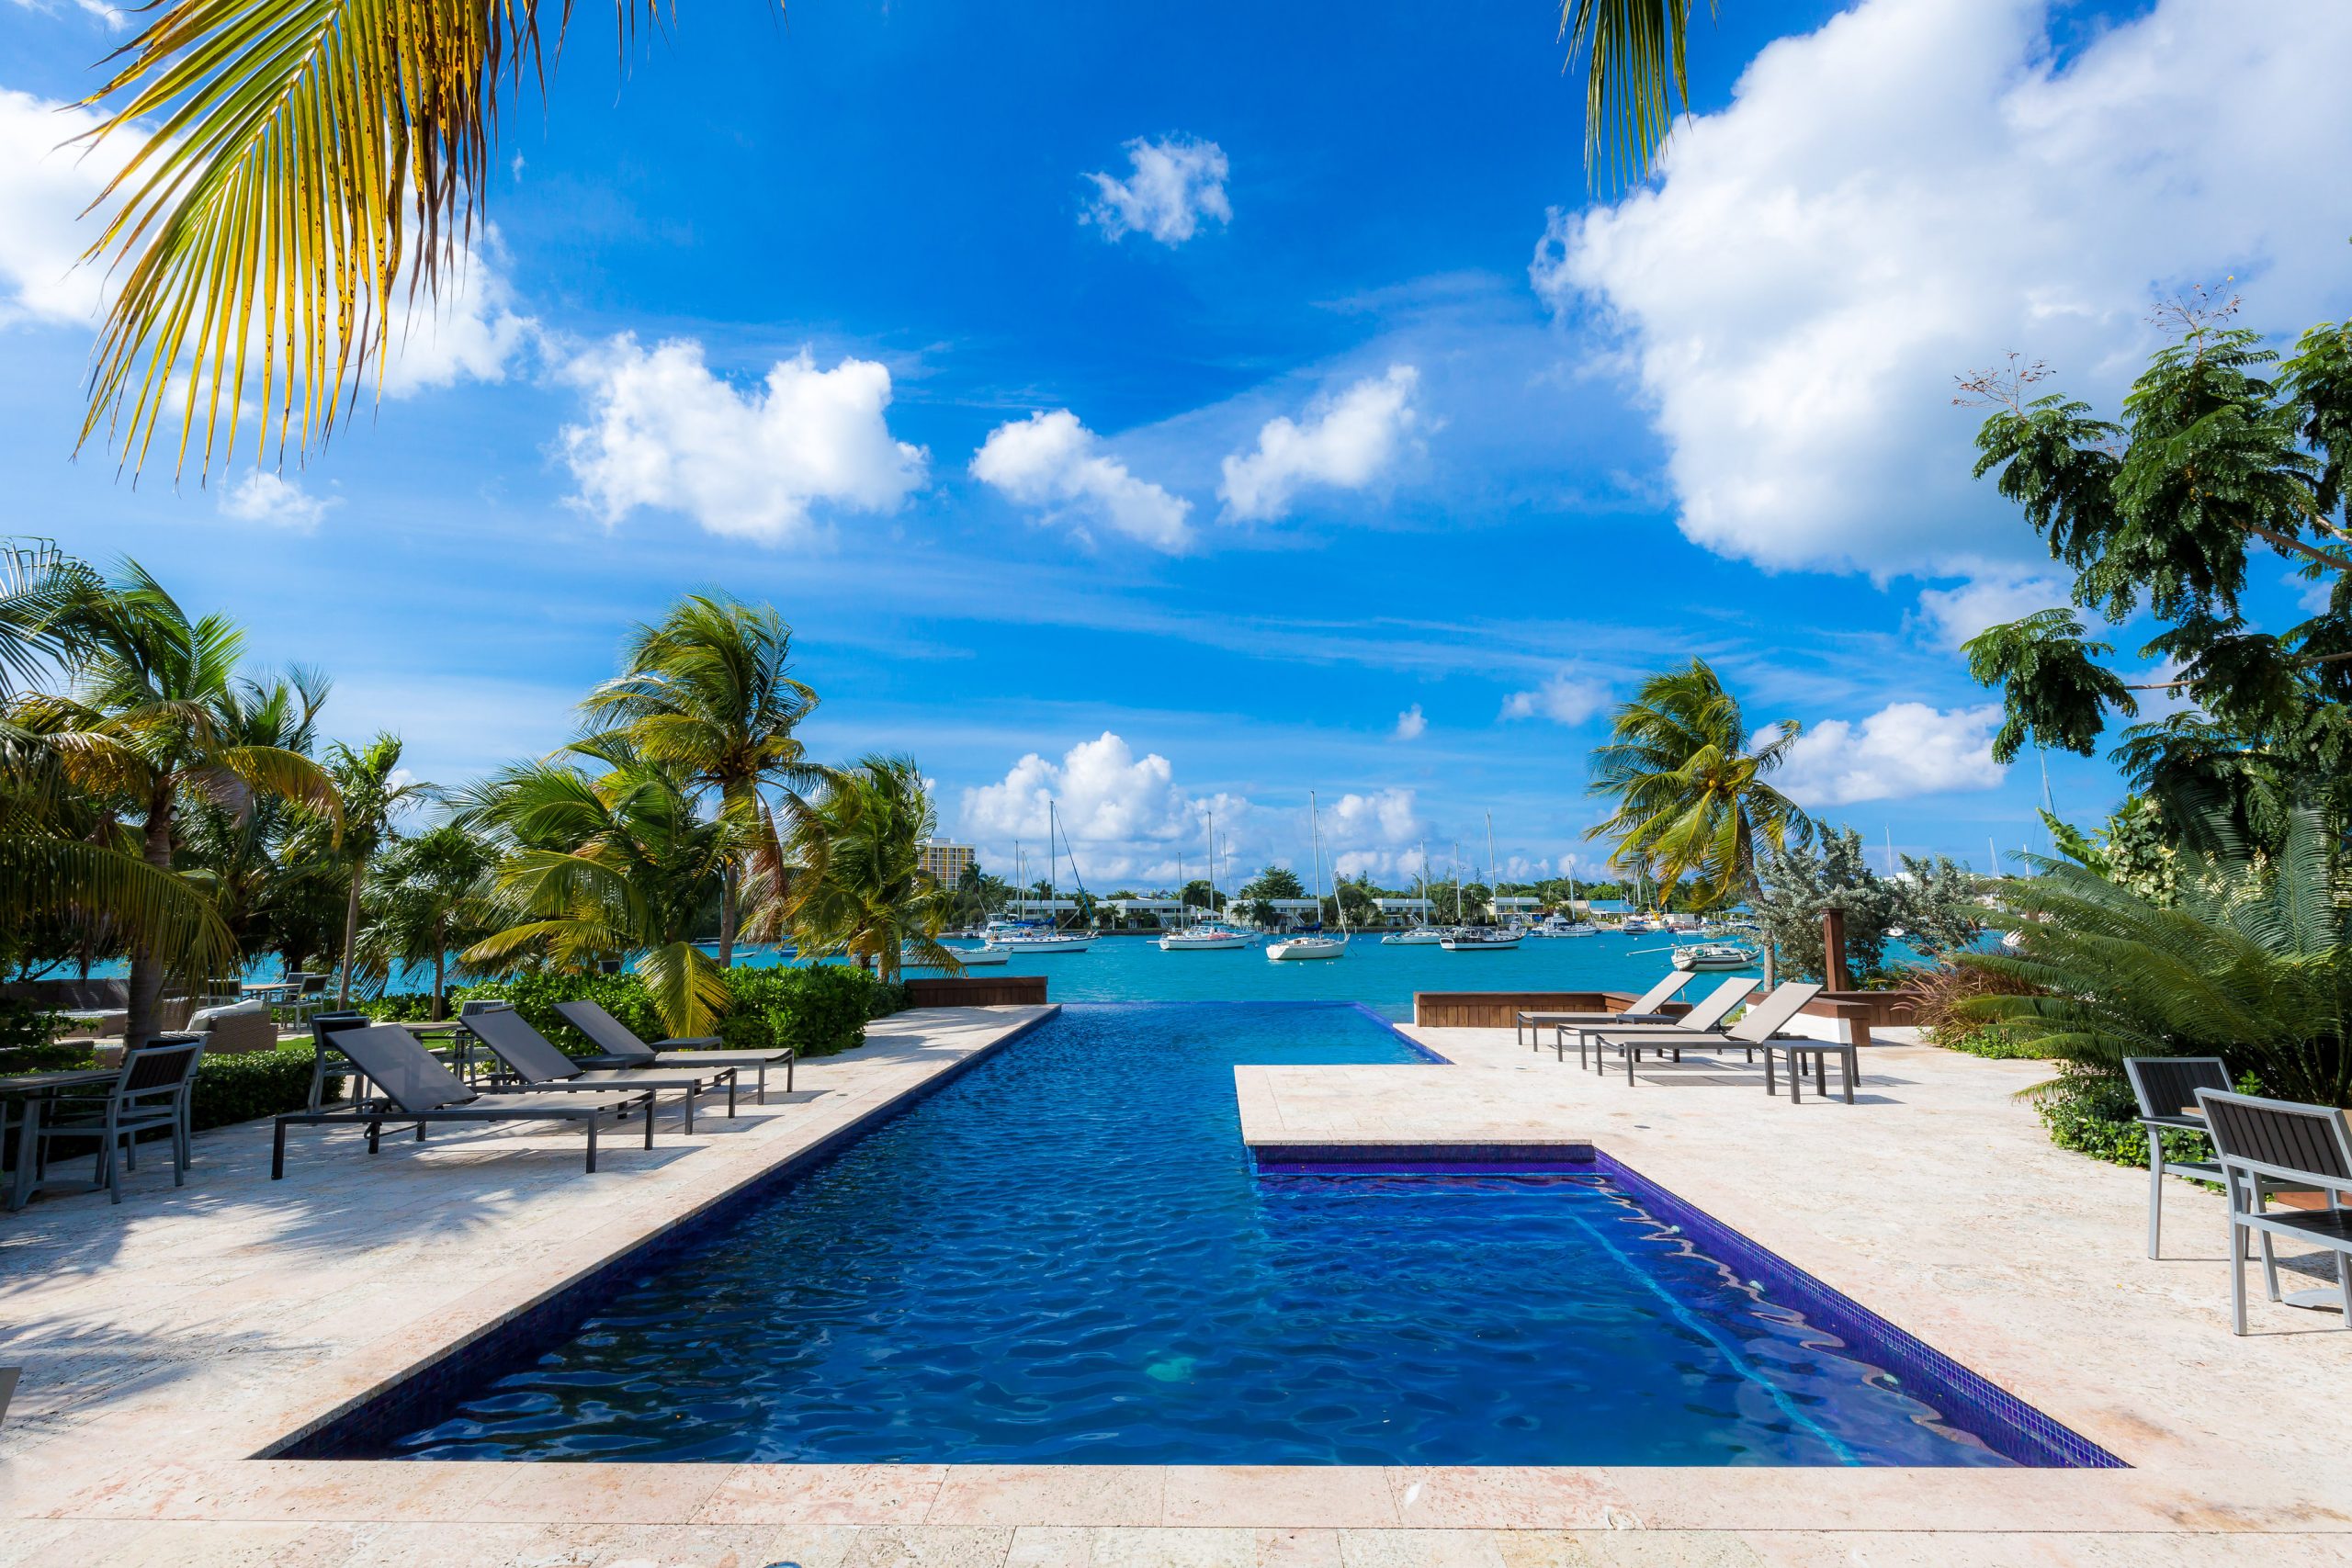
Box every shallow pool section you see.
[302,1002,2115,1467]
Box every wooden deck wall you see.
[903,975,1049,1009]
[1412,990,1643,1028]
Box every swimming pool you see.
[308,1002,2112,1467]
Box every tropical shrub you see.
[718,964,895,1058]
[449,970,668,1053]
[1961,807,2351,1107]
[2033,1066,2262,1171]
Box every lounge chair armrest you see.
[657,1035,724,1048]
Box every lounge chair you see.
[1557,976,1758,1066]
[553,999,796,1101]
[2195,1088,2352,1335]
[462,1007,737,1134]
[1513,972,1697,1049]
[1586,981,1825,1089]
[272,1024,656,1178]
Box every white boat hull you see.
[1159,931,1253,951]
[1440,932,1523,952]
[1670,945,1758,971]
[1266,937,1347,961]
[993,935,1092,953]
[1379,928,1448,945]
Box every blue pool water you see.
[349,1002,2064,1468]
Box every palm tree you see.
[581,594,820,968]
[454,739,735,1036]
[356,822,499,1020]
[771,755,958,983]
[320,733,431,1007]
[1586,657,1809,910]
[33,565,339,1045]
[175,665,330,960]
[72,6,1713,477]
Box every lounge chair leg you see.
[272,1118,289,1180]
[643,1098,655,1148]
[586,1118,599,1175]
[726,1072,738,1118]
[786,1054,794,1094]
[1842,1047,1855,1104]
[2147,1138,2165,1258]
[756,1064,767,1104]
[682,1089,695,1136]
[367,1118,382,1156]
[1765,1049,1778,1097]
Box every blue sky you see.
[4,0,2348,889]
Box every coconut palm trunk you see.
[125,781,177,1050]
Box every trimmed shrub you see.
[1939,1024,2047,1061]
[2033,1066,2258,1171]
[717,964,896,1059]
[189,1043,342,1133]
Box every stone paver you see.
[5,1006,2349,1564]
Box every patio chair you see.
[553,999,796,1101]
[273,1025,656,1179]
[1558,975,1758,1067]
[1513,972,1697,1049]
[1587,981,1825,1088]
[30,1036,207,1204]
[2125,1056,2239,1259]
[2195,1088,2352,1335]
[283,973,332,1029]
[462,1007,737,1134]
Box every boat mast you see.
[1308,791,1325,930]
[1487,810,1499,927]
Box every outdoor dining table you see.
[1,1069,119,1210]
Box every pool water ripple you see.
[377,1003,2020,1466]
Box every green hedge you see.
[1934,1024,2049,1061]
[189,1043,342,1133]
[366,964,906,1060]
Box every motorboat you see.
[903,942,1011,969]
[1528,915,1599,938]
[1620,915,1659,936]
[1160,922,1254,951]
[991,925,1092,953]
[1670,942,1759,971]
[1440,925,1523,952]
[1380,925,1449,945]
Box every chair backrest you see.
[458,998,513,1019]
[329,1025,478,1113]
[462,1007,583,1083]
[1625,972,1697,1015]
[300,975,330,999]
[120,1036,206,1095]
[311,1011,370,1049]
[551,1000,656,1062]
[1675,976,1759,1032]
[2197,1088,2352,1190]
[1727,981,1826,1043]
[2124,1056,2231,1121]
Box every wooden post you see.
[1821,908,1849,994]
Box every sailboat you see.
[1161,808,1254,950]
[1267,793,1347,961]
[992,803,1094,953]
[1441,812,1523,951]
[1382,840,1448,944]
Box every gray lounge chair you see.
[1587,980,1825,1089]
[1560,976,1759,1067]
[272,1024,655,1178]
[463,1007,737,1134]
[1514,972,1697,1049]
[2195,1088,2352,1335]
[553,999,796,1101]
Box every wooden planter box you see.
[902,976,1049,1009]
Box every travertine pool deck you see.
[2,1005,2347,1566]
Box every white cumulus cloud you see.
[218,471,334,532]
[1083,135,1231,246]
[1917,570,2070,648]
[1393,705,1428,740]
[1499,670,1610,726]
[560,335,927,545]
[1780,702,2006,807]
[958,732,1252,883]
[969,409,1192,552]
[1538,0,2352,579]
[1218,365,1421,523]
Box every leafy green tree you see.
[1587,658,1811,910]
[357,823,499,1019]
[454,738,735,1037]
[1960,300,2352,852]
[39,566,337,1045]
[1962,806,2351,1107]
[582,593,820,967]
[319,733,430,1006]
[175,666,330,964]
[2041,795,2179,907]
[1241,866,1306,901]
[772,754,957,982]
[1751,828,1899,982]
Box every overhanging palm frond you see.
[1561,0,1713,188]
[76,0,546,477]
[631,939,729,1038]
[0,832,236,976]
